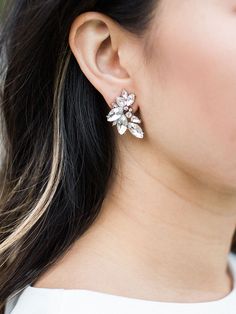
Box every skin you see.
[33,0,236,302]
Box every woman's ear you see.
[68,11,139,111]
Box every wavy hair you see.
[0,0,160,311]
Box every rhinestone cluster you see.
[106,89,144,139]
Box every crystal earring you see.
[106,89,144,139]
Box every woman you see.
[0,0,236,313]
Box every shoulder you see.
[229,251,236,265]
[4,290,22,314]
[4,285,65,314]
[229,252,236,278]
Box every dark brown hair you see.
[0,0,161,311]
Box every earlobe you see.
[68,12,133,105]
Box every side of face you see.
[137,0,236,191]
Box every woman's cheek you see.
[145,4,236,187]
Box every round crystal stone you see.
[125,112,132,118]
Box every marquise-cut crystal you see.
[117,115,128,135]
[106,106,123,122]
[116,96,126,107]
[128,122,144,138]
[126,93,135,106]
[121,89,129,99]
[131,115,141,124]
[116,89,136,107]
[121,89,135,106]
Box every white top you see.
[5,252,236,314]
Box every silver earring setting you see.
[106,89,144,139]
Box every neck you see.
[72,137,236,302]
